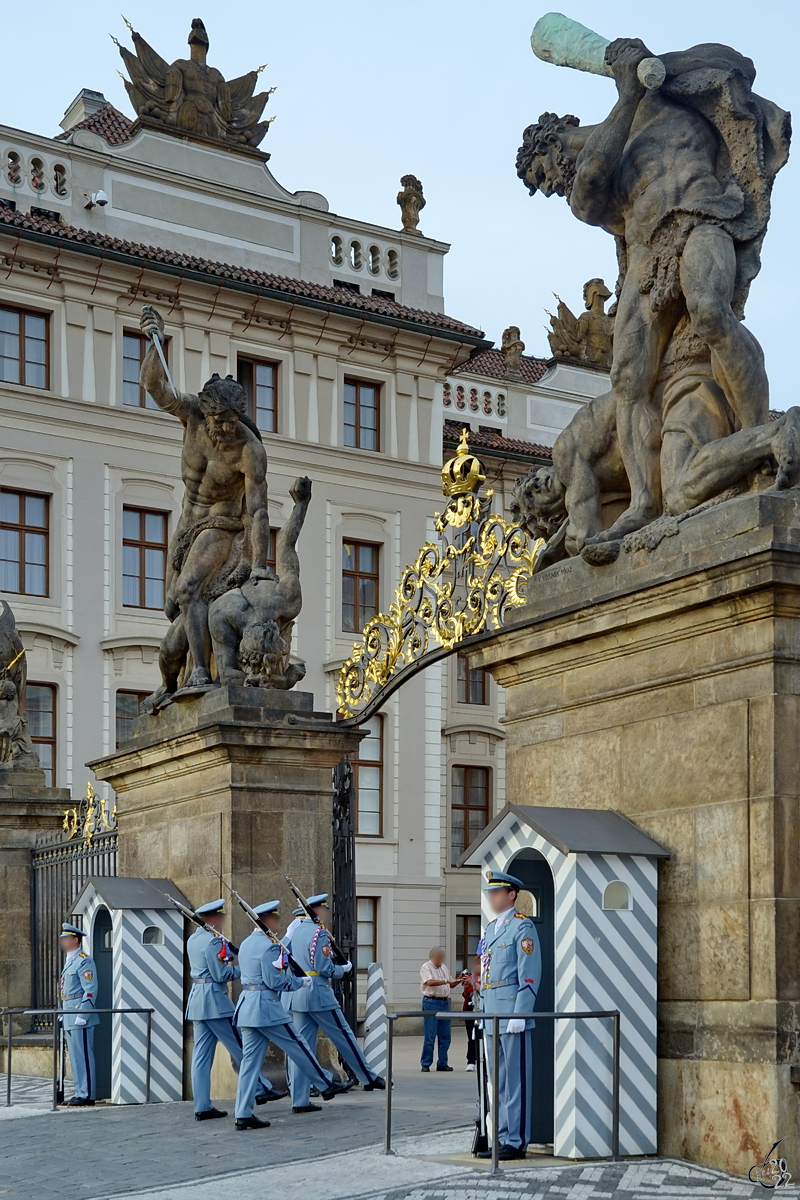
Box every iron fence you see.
[332,758,356,1030]
[30,829,118,1029]
[2,1006,153,1110]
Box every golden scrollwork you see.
[337,430,544,719]
[63,781,118,843]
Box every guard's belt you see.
[305,971,320,976]
[242,983,269,990]
[191,977,214,984]
[483,979,516,989]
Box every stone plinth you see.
[0,770,71,1011]
[471,492,800,1175]
[88,687,363,929]
[88,687,363,1099]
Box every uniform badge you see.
[521,937,534,955]
[83,969,94,980]
[321,944,331,958]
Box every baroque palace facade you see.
[0,87,599,1009]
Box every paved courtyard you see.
[0,1035,794,1199]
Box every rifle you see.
[56,1021,65,1106]
[213,871,307,978]
[163,892,239,955]
[472,1023,489,1156]
[266,850,348,966]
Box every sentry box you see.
[460,803,669,1159]
[72,877,187,1103]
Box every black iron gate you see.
[31,787,118,1030]
[331,758,356,1031]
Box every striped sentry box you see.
[363,961,387,1077]
[461,803,668,1160]
[73,878,186,1103]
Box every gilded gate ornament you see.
[336,430,544,719]
[63,782,118,844]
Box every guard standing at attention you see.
[233,900,351,1129]
[58,921,99,1107]
[287,893,385,1110]
[186,899,280,1120]
[475,870,541,1162]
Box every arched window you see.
[6,152,21,187]
[386,249,399,280]
[368,245,381,275]
[330,235,344,266]
[53,164,68,197]
[30,158,46,192]
[602,880,631,911]
[142,925,164,945]
[349,240,363,270]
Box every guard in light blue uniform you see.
[233,901,349,1128]
[58,921,99,1107]
[287,894,385,1108]
[186,899,276,1120]
[475,870,541,1162]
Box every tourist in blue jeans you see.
[419,947,461,1071]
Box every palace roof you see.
[453,347,549,385]
[0,204,485,342]
[55,102,134,146]
[443,419,552,462]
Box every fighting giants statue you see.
[516,22,792,563]
[0,599,42,770]
[138,307,308,711]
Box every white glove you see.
[272,958,284,969]
[506,1018,526,1034]
[341,961,353,974]
[74,1016,87,1027]
[302,976,313,988]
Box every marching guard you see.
[233,900,351,1128]
[475,870,541,1161]
[186,899,281,1120]
[58,921,99,1107]
[286,893,385,1108]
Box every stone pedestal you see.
[88,686,363,1100]
[471,492,800,1176]
[0,769,70,1011]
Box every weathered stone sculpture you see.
[517,31,791,553]
[500,326,525,377]
[547,278,614,368]
[0,599,42,771]
[397,175,425,234]
[116,17,274,152]
[208,477,310,689]
[137,306,307,711]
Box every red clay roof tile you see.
[0,205,485,339]
[443,418,552,461]
[55,103,134,147]
[453,348,548,385]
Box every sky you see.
[2,1,798,407]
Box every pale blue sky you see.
[3,2,798,406]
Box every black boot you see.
[362,1076,386,1091]
[257,1088,288,1104]
[65,1096,95,1107]
[195,1107,228,1121]
[292,1104,322,1113]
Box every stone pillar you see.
[0,770,71,1011]
[88,686,363,1099]
[470,493,800,1176]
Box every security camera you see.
[84,190,108,210]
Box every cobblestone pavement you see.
[1,1040,795,1200]
[2,1073,73,1108]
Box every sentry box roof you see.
[73,877,189,913]
[457,803,670,866]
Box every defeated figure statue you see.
[208,477,311,689]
